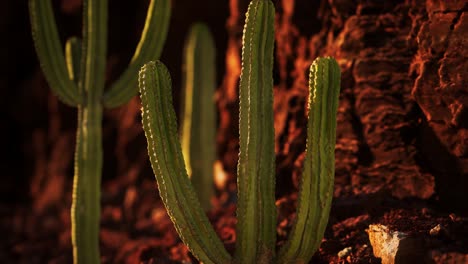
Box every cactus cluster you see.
[31,0,340,262]
[138,0,341,263]
[29,0,170,263]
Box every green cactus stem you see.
[277,57,341,263]
[180,23,217,212]
[139,61,231,264]
[234,0,277,263]
[29,0,170,263]
[72,104,103,264]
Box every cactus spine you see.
[29,0,170,263]
[138,0,341,263]
[180,23,217,212]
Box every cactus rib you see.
[29,0,81,106]
[235,0,276,262]
[139,61,231,264]
[180,23,217,212]
[104,0,170,108]
[277,57,341,263]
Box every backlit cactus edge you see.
[29,0,170,263]
[139,0,341,263]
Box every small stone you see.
[367,224,424,264]
[338,247,352,259]
[429,224,442,236]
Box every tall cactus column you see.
[29,0,170,262]
[70,1,107,262]
[277,57,341,263]
[235,0,277,262]
[139,61,232,264]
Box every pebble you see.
[338,247,353,258]
[429,224,442,236]
[367,224,424,264]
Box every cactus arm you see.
[180,23,216,212]
[139,61,232,264]
[103,0,171,108]
[65,37,82,84]
[29,0,81,106]
[234,0,276,263]
[277,57,341,263]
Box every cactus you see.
[138,0,341,263]
[234,0,277,262]
[139,61,232,264]
[180,23,217,212]
[29,0,170,263]
[277,57,341,263]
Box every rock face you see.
[411,0,468,211]
[217,0,468,210]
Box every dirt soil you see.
[1,0,467,263]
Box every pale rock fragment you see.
[367,224,425,264]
